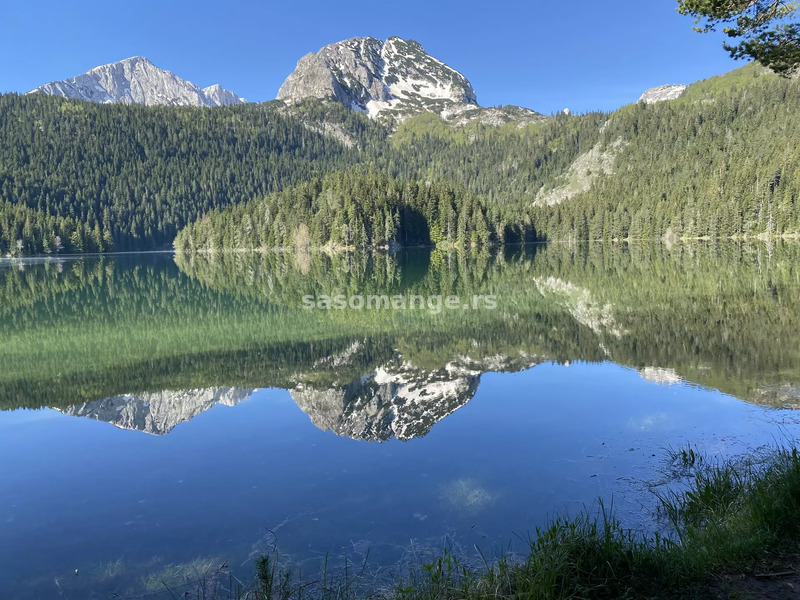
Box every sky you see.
[0,0,743,114]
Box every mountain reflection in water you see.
[1,242,796,439]
[3,242,800,599]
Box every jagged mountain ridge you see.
[30,56,245,107]
[25,42,546,129]
[25,42,708,124]
[25,45,774,120]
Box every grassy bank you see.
[196,446,800,600]
[428,448,800,600]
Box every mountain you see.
[59,387,255,435]
[53,347,538,440]
[4,59,799,258]
[29,56,245,107]
[531,63,800,241]
[277,36,479,121]
[638,84,688,104]
[53,359,484,440]
[291,357,481,442]
[202,83,246,106]
[292,352,540,442]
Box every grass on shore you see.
[168,446,800,600]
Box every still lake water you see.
[2,243,800,598]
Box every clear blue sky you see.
[0,0,742,114]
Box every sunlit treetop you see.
[677,0,800,74]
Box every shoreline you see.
[6,234,800,260]
[231,445,800,600]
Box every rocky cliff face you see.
[277,36,478,121]
[59,387,255,435]
[638,84,687,104]
[30,56,245,107]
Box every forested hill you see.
[0,96,386,255]
[0,89,599,256]
[175,65,800,252]
[2,63,800,256]
[173,170,529,252]
[532,64,800,240]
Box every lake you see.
[1,243,800,598]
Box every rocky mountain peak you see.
[202,83,247,105]
[277,36,478,121]
[638,84,687,104]
[30,56,245,107]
